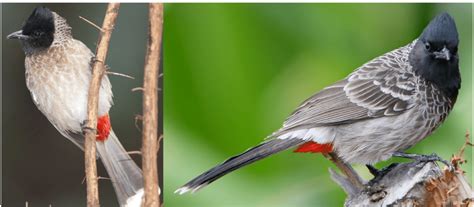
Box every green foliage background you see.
[164,4,472,207]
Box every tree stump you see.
[331,161,473,206]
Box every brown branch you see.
[323,152,364,190]
[83,3,120,207]
[79,16,103,32]
[141,3,163,207]
[106,71,135,79]
[132,87,145,92]
[333,134,473,206]
[128,150,143,155]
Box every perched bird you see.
[7,7,144,206]
[177,13,460,194]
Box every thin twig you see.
[132,87,145,92]
[142,3,163,207]
[128,150,143,155]
[98,176,112,181]
[458,130,473,159]
[79,16,104,32]
[323,152,364,190]
[135,114,143,132]
[83,3,120,207]
[106,71,135,79]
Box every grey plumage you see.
[97,131,144,205]
[277,41,417,133]
[178,12,460,194]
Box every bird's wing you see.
[278,44,417,134]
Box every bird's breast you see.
[25,40,112,133]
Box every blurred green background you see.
[164,4,472,207]
[2,4,162,206]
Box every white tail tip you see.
[175,185,206,195]
[175,186,191,195]
[125,188,144,207]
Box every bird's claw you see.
[393,152,454,171]
[367,163,399,186]
[366,163,399,177]
[81,120,97,135]
[90,56,104,66]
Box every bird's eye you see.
[453,46,458,54]
[424,42,431,50]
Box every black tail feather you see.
[175,138,304,194]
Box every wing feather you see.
[276,42,417,136]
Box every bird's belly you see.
[333,108,433,164]
[25,41,113,134]
[27,67,91,133]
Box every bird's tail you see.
[175,138,304,194]
[96,130,144,207]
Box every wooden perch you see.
[83,3,120,207]
[141,3,163,207]
[330,134,473,206]
[324,152,365,190]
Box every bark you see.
[83,3,120,207]
[141,3,163,207]
[330,135,473,207]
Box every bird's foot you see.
[81,120,97,135]
[392,152,453,171]
[366,163,399,177]
[366,164,379,176]
[90,56,104,67]
[366,163,399,185]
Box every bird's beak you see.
[7,30,29,40]
[434,46,451,61]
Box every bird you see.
[7,7,144,206]
[176,12,460,194]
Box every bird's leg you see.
[366,163,399,177]
[392,151,453,170]
[366,163,399,187]
[366,165,379,176]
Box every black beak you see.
[7,30,29,40]
[434,47,451,61]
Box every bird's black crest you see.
[420,13,459,48]
[420,13,459,45]
[22,6,55,49]
[410,12,461,101]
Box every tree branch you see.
[323,152,364,190]
[83,3,120,207]
[142,3,163,207]
[331,133,473,206]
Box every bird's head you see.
[410,12,460,100]
[7,7,68,54]
[418,12,459,62]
